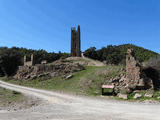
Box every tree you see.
[0,47,22,76]
[0,47,69,76]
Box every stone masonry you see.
[125,48,153,90]
[15,60,84,80]
[71,25,81,57]
[106,48,153,94]
[125,48,145,89]
[24,54,34,66]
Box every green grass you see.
[3,65,123,96]
[0,87,24,106]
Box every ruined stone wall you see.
[125,48,153,91]
[15,62,84,80]
[24,61,33,67]
[24,54,34,66]
[125,48,144,88]
[106,48,153,93]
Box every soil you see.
[0,80,160,120]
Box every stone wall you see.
[106,48,153,93]
[15,62,84,80]
[125,48,153,90]
[24,54,34,66]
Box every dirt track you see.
[0,80,160,120]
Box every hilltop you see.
[83,44,159,65]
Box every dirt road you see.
[0,80,159,120]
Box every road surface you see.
[0,80,159,120]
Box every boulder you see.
[134,93,142,99]
[118,93,128,100]
[144,93,153,98]
[66,74,73,79]
[157,96,160,99]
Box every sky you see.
[0,0,160,53]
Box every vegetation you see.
[1,44,160,102]
[0,47,69,76]
[144,55,160,67]
[84,44,159,65]
[0,44,158,76]
[0,87,23,106]
[3,65,123,96]
[2,65,160,102]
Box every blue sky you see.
[0,0,160,53]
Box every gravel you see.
[0,80,160,120]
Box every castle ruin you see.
[24,54,34,66]
[125,48,153,91]
[71,25,81,57]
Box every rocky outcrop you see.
[15,62,84,80]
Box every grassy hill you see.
[118,44,158,62]
[84,44,159,64]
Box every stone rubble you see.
[134,93,142,99]
[106,48,154,94]
[14,61,84,80]
[157,96,160,99]
[144,93,153,98]
[118,93,128,100]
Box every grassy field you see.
[0,87,24,107]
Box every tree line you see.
[0,47,69,76]
[83,44,159,65]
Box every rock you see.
[144,93,153,98]
[118,93,128,100]
[143,100,155,103]
[66,74,73,79]
[134,93,142,99]
[94,90,99,94]
[157,96,160,99]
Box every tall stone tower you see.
[71,25,81,57]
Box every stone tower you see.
[71,25,81,57]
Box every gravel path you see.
[0,80,160,120]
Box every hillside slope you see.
[65,56,105,66]
[84,44,159,64]
[5,65,123,96]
